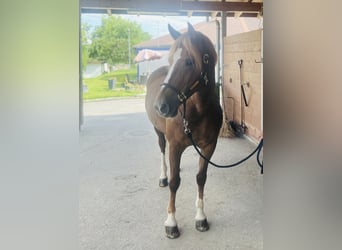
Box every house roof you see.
[134,33,173,50]
[134,17,262,50]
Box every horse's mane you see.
[168,30,217,72]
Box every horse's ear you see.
[168,24,181,40]
[187,22,196,35]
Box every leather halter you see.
[160,53,210,104]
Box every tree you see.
[89,16,151,66]
[81,23,91,71]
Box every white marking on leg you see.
[195,194,207,221]
[164,212,177,227]
[160,153,167,179]
[164,48,182,84]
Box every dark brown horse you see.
[145,23,222,238]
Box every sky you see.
[81,14,207,38]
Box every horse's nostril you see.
[159,103,170,115]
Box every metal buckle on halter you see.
[203,73,209,86]
[177,92,187,103]
[203,54,209,64]
[183,118,191,135]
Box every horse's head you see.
[154,23,217,118]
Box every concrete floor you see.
[80,97,263,250]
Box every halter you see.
[160,52,264,174]
[160,53,210,104]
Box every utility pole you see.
[128,28,131,68]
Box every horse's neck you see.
[200,69,217,101]
[188,70,218,117]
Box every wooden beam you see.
[211,11,219,19]
[80,0,181,12]
[234,12,243,18]
[80,0,263,13]
[81,8,260,18]
[221,12,259,18]
[181,1,262,12]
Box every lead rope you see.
[181,101,264,174]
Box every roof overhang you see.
[80,0,263,18]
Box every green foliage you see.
[96,67,138,81]
[83,68,145,100]
[89,16,151,65]
[81,23,91,71]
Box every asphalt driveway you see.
[80,97,263,250]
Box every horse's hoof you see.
[159,178,168,187]
[196,219,209,232]
[165,226,180,239]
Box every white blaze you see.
[164,48,182,84]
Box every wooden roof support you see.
[234,12,242,18]
[181,1,262,12]
[211,11,219,19]
[80,0,263,14]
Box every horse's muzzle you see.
[154,91,179,118]
[157,103,170,116]
[154,86,179,118]
[154,101,178,118]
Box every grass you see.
[83,68,146,100]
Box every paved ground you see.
[80,97,263,250]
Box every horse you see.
[145,23,223,239]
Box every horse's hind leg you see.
[154,128,168,187]
[195,143,217,232]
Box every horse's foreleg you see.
[195,143,216,232]
[164,145,182,239]
[154,128,168,187]
[159,152,168,187]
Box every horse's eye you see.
[185,58,193,66]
